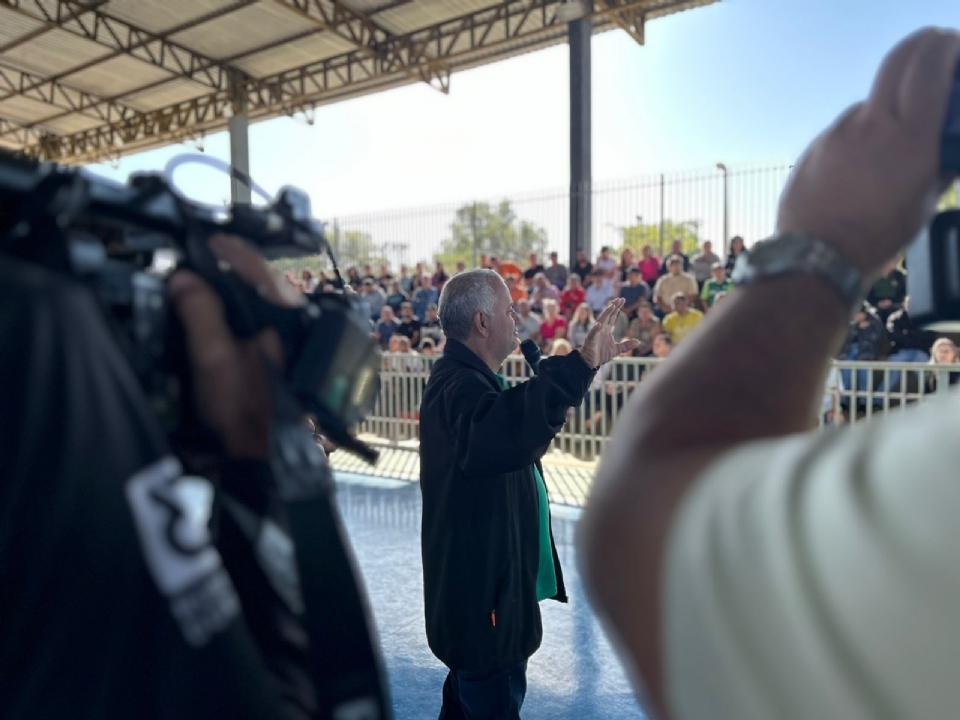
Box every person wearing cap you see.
[618,266,651,321]
[700,262,734,310]
[360,277,386,321]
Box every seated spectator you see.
[455,260,466,274]
[700,262,734,309]
[548,338,573,357]
[419,338,438,357]
[572,248,593,283]
[637,244,660,286]
[505,273,527,305]
[658,239,691,277]
[431,261,450,289]
[568,303,596,348]
[651,333,672,359]
[538,299,568,350]
[887,298,937,359]
[529,272,561,313]
[523,252,544,285]
[544,251,568,290]
[585,270,616,314]
[396,301,421,348]
[375,306,400,350]
[925,338,960,393]
[361,278,385,321]
[361,264,377,284]
[618,248,637,283]
[301,269,318,293]
[347,266,362,289]
[628,301,661,357]
[399,264,413,293]
[515,299,542,345]
[838,302,888,401]
[420,303,444,347]
[561,274,586,319]
[378,264,394,289]
[690,241,721,288]
[867,256,907,322]
[412,276,438,320]
[384,280,408,313]
[662,293,704,345]
[652,256,698,316]
[619,267,650,320]
[494,256,522,282]
[595,245,618,278]
[724,234,748,275]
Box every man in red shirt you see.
[561,274,586,319]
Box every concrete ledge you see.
[329,443,597,508]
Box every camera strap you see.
[263,365,392,720]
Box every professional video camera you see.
[0,149,393,719]
[908,63,960,330]
[0,149,380,461]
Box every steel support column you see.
[569,2,592,268]
[228,69,251,205]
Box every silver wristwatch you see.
[731,233,863,308]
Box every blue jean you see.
[883,349,930,392]
[439,660,528,720]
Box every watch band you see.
[731,233,864,309]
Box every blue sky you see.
[87,0,959,221]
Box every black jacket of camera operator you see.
[418,340,595,671]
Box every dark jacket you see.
[886,307,937,354]
[419,340,595,671]
[840,304,888,361]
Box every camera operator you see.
[0,234,319,719]
[580,29,960,720]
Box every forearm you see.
[629,277,849,453]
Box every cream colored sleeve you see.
[664,394,960,720]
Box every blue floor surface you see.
[335,478,647,720]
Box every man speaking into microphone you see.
[419,269,637,719]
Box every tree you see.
[613,220,703,258]
[329,229,379,268]
[437,200,549,268]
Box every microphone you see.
[520,339,541,376]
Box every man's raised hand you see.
[579,298,640,369]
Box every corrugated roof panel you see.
[372,0,497,35]
[40,112,105,134]
[171,3,316,60]
[0,94,63,123]
[65,56,174,96]
[231,32,358,78]
[0,6,46,46]
[124,77,214,112]
[0,27,113,76]
[103,0,246,34]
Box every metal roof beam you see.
[275,0,451,94]
[594,0,647,45]
[2,0,236,90]
[0,64,137,124]
[26,0,710,162]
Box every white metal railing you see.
[359,354,960,461]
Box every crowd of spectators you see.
[284,237,960,427]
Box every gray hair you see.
[438,269,504,342]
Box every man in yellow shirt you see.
[661,293,703,344]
